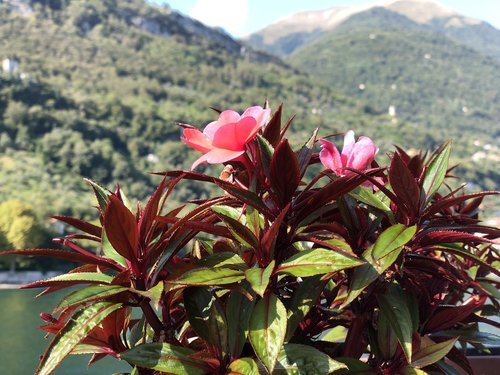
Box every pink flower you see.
[319,130,378,176]
[181,106,271,170]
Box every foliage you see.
[0,0,373,221]
[250,7,500,206]
[0,0,498,224]
[0,199,48,270]
[7,104,499,374]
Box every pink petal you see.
[211,117,258,151]
[341,130,356,163]
[203,110,241,140]
[242,106,271,127]
[345,136,378,171]
[203,120,221,140]
[217,110,241,126]
[181,129,213,153]
[319,139,343,175]
[191,149,244,170]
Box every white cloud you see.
[189,0,248,36]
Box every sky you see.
[152,0,500,38]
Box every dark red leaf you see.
[417,230,495,246]
[51,216,102,238]
[262,103,282,147]
[424,191,498,217]
[155,170,274,218]
[2,249,120,270]
[104,195,138,261]
[425,295,486,332]
[181,220,232,238]
[389,152,421,217]
[261,204,290,258]
[279,114,296,140]
[294,169,381,225]
[138,179,168,249]
[270,140,300,207]
[444,346,473,374]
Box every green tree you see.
[0,200,44,272]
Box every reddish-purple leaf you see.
[138,179,168,249]
[270,140,300,207]
[417,230,494,246]
[294,169,381,225]
[424,191,498,217]
[51,216,102,238]
[425,295,486,332]
[2,249,121,270]
[104,195,138,261]
[389,152,421,217]
[262,103,282,147]
[181,220,233,238]
[261,204,290,258]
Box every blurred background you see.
[0,0,498,373]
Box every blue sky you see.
[152,0,500,37]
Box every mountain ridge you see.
[246,0,500,59]
[0,0,383,219]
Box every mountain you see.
[0,0,497,226]
[246,0,500,60]
[0,0,381,219]
[246,0,500,202]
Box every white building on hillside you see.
[2,58,20,74]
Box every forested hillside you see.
[247,3,500,208]
[0,0,385,223]
[0,0,498,230]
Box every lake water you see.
[0,289,131,375]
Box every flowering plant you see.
[7,104,499,375]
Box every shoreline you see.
[0,283,23,289]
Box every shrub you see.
[7,104,499,375]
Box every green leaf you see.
[198,252,247,270]
[422,142,451,201]
[332,357,376,374]
[84,178,110,212]
[226,290,255,358]
[350,186,391,212]
[36,302,123,375]
[377,306,398,359]
[297,128,319,176]
[438,327,500,345]
[212,206,258,249]
[120,343,209,375]
[286,276,324,340]
[274,344,347,374]
[343,263,379,306]
[411,337,458,369]
[245,206,264,236]
[212,205,245,222]
[344,225,415,306]
[249,294,287,373]
[377,284,413,363]
[371,224,416,260]
[277,248,364,277]
[245,261,275,297]
[403,368,430,375]
[71,344,108,355]
[228,357,260,375]
[319,326,347,343]
[55,285,128,311]
[184,287,228,352]
[38,272,113,285]
[102,229,127,267]
[257,133,275,179]
[166,267,245,291]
